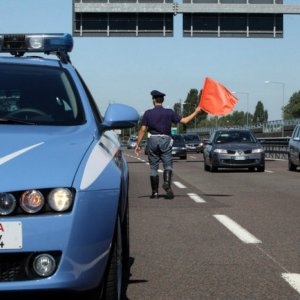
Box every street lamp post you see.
[232,91,249,127]
[265,80,285,137]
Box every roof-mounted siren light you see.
[0,33,73,56]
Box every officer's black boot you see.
[150,175,159,198]
[163,170,174,199]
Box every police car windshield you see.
[214,130,255,144]
[0,63,84,125]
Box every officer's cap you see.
[151,90,166,98]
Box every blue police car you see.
[0,33,139,299]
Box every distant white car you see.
[127,135,138,149]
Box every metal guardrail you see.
[196,118,300,136]
[257,137,289,160]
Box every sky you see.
[0,0,300,121]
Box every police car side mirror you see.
[101,103,139,131]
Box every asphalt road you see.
[124,150,300,300]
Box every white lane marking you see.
[129,152,300,295]
[173,181,186,188]
[282,273,300,294]
[187,193,206,203]
[214,214,262,244]
[137,157,146,162]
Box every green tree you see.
[253,101,268,124]
[173,89,207,133]
[283,91,300,119]
[182,88,198,115]
[173,102,181,115]
[221,111,248,127]
[182,89,207,131]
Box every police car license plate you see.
[0,222,22,249]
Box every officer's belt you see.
[149,134,170,137]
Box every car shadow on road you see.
[122,256,148,300]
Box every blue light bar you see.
[0,33,73,54]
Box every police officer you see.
[134,90,201,199]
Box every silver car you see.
[182,133,203,153]
[288,123,300,171]
[203,129,265,172]
[171,134,187,160]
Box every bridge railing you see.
[257,137,289,160]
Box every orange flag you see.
[198,77,238,116]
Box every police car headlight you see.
[0,193,17,215]
[20,190,45,213]
[48,188,73,212]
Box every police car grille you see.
[0,253,27,281]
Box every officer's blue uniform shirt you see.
[141,106,181,136]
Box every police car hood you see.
[0,126,95,191]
